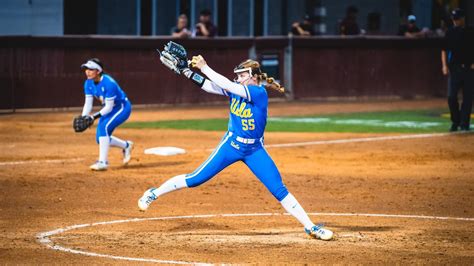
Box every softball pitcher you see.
[79,58,133,171]
[138,50,333,240]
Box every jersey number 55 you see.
[242,119,255,131]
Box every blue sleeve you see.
[246,85,267,104]
[104,80,118,100]
[83,80,92,96]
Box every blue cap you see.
[408,15,416,22]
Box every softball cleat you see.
[305,224,333,240]
[138,188,157,211]
[90,161,108,171]
[123,141,134,165]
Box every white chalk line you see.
[36,212,474,265]
[0,158,84,166]
[265,131,468,148]
[199,131,469,151]
[4,132,470,164]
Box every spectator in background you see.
[194,9,217,37]
[339,5,361,35]
[290,14,315,36]
[441,8,474,132]
[171,14,191,38]
[398,15,424,37]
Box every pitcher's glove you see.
[73,115,94,133]
[156,41,189,74]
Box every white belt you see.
[228,132,260,144]
[236,136,256,144]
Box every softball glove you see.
[157,41,189,74]
[73,115,94,132]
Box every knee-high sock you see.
[151,174,188,198]
[110,136,127,149]
[280,193,315,230]
[98,136,110,163]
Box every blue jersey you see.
[184,83,288,202]
[227,84,268,139]
[84,74,128,106]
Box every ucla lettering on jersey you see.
[84,74,128,106]
[230,98,253,118]
[228,84,268,139]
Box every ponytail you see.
[261,73,285,93]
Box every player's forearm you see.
[201,80,227,95]
[81,96,93,116]
[182,67,227,96]
[182,68,206,87]
[98,98,114,116]
[200,65,248,99]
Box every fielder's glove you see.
[73,115,94,133]
[156,41,189,74]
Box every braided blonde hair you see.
[235,59,285,93]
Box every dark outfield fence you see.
[0,36,446,111]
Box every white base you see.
[144,147,186,156]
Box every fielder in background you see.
[78,58,133,171]
[139,42,333,240]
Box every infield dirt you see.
[0,99,473,264]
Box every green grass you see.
[123,109,452,133]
